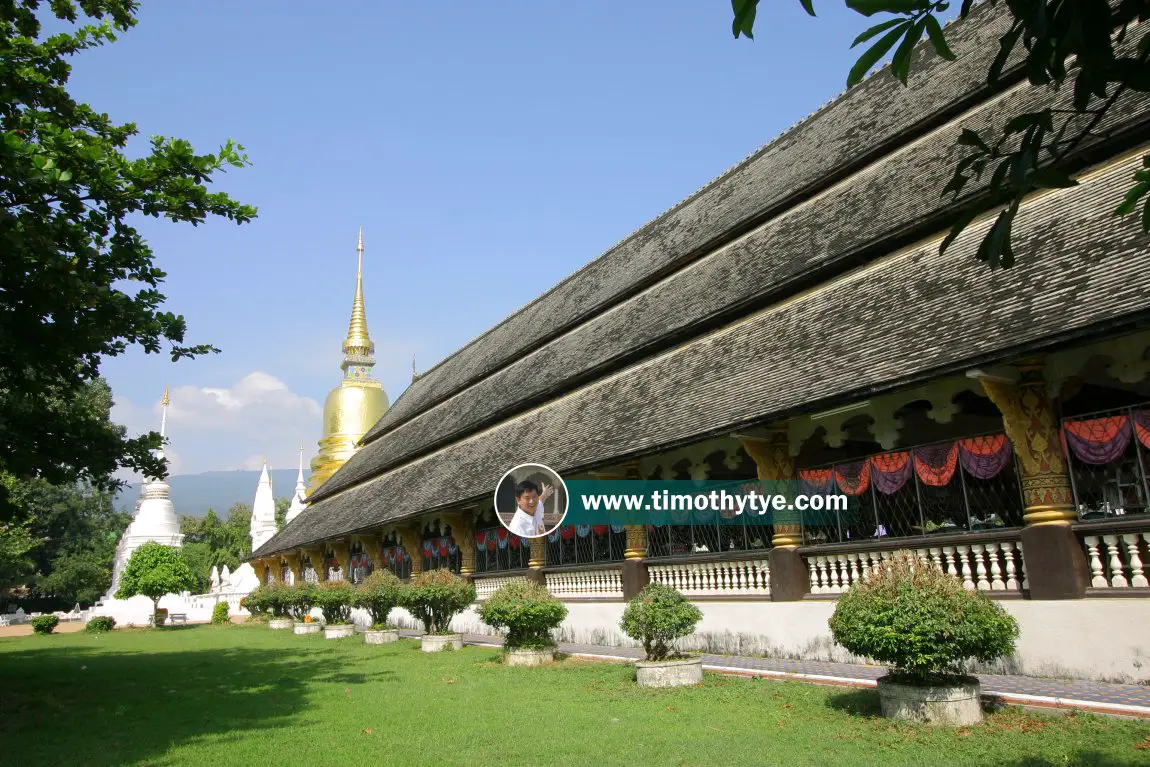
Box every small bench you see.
[168,613,188,625]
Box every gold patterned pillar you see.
[595,466,647,599]
[362,535,384,576]
[402,522,424,577]
[979,360,1075,525]
[979,359,1087,599]
[741,423,802,548]
[445,511,477,578]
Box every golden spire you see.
[161,384,170,407]
[342,226,375,361]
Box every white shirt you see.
[509,499,547,538]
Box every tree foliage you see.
[313,579,355,625]
[401,570,476,635]
[620,583,702,662]
[178,505,252,591]
[114,541,195,617]
[828,555,1019,682]
[0,1,255,520]
[353,570,403,628]
[477,581,568,650]
[731,0,1150,268]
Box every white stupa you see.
[249,459,278,552]
[103,386,184,602]
[284,443,308,525]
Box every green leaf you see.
[1143,197,1150,233]
[731,0,759,38]
[848,23,909,87]
[851,17,905,47]
[798,0,817,16]
[1116,181,1150,215]
[924,15,956,60]
[988,23,1022,84]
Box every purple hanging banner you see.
[958,435,1012,479]
[1063,416,1132,466]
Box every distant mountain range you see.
[114,469,312,517]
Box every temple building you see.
[249,460,277,552]
[305,229,390,497]
[102,386,184,603]
[251,4,1150,681]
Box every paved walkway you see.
[400,630,1150,718]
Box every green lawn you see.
[1,625,1147,766]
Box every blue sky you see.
[73,1,878,476]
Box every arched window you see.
[380,531,412,579]
[263,565,273,585]
[349,542,373,584]
[324,550,343,582]
[279,559,294,585]
[301,555,318,584]
[421,524,461,574]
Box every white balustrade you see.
[545,568,623,599]
[1083,533,1150,589]
[647,559,770,597]
[803,542,1027,595]
[473,574,528,602]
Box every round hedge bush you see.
[30,615,59,635]
[288,582,317,620]
[211,602,230,625]
[314,580,356,625]
[478,581,567,650]
[828,555,1019,684]
[401,569,476,635]
[85,616,116,633]
[621,583,702,661]
[354,570,403,629]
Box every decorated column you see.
[741,424,809,601]
[403,522,424,577]
[362,535,384,578]
[445,511,477,580]
[595,468,648,599]
[979,359,1088,599]
[526,535,547,588]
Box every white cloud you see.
[113,372,323,478]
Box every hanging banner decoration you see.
[611,524,626,534]
[547,528,561,543]
[422,540,433,557]
[474,531,486,550]
[592,525,609,537]
[870,451,912,495]
[1135,411,1150,451]
[834,460,871,496]
[913,442,959,487]
[1063,415,1133,465]
[509,534,522,550]
[447,536,458,555]
[799,468,834,495]
[957,434,1012,479]
[560,525,576,541]
[496,529,509,549]
[576,524,591,538]
[438,537,450,556]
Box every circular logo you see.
[494,463,569,539]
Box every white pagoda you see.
[103,386,184,602]
[284,444,308,525]
[249,459,278,552]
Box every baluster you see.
[970,544,990,591]
[928,547,943,573]
[941,546,958,579]
[846,553,860,588]
[1000,542,1019,591]
[957,546,975,591]
[1084,536,1107,588]
[808,557,824,594]
[1120,534,1148,588]
[1102,534,1128,588]
[986,542,1005,590]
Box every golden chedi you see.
[307,229,389,496]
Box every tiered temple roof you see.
[252,3,1150,559]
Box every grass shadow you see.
[825,688,881,717]
[0,627,373,767]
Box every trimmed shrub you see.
[85,616,116,633]
[314,580,355,625]
[621,583,702,661]
[828,554,1019,684]
[30,615,59,635]
[401,569,476,635]
[354,570,403,629]
[211,602,230,625]
[244,582,293,618]
[288,582,317,620]
[478,581,567,650]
